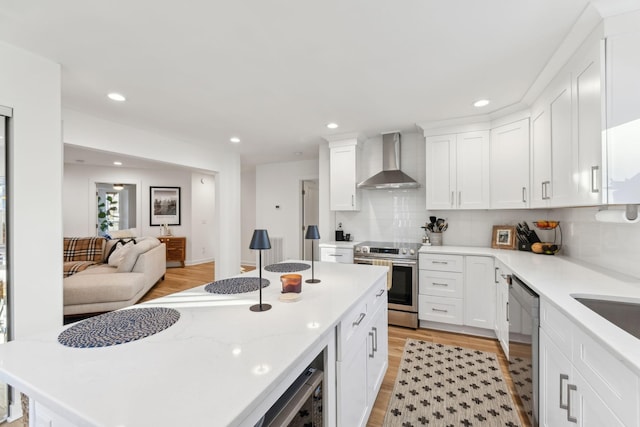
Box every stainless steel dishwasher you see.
[509,275,539,427]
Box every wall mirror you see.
[96,182,137,236]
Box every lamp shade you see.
[249,229,271,250]
[305,225,320,240]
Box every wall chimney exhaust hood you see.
[357,132,420,189]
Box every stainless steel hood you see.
[357,132,421,189]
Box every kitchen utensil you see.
[436,218,445,230]
[429,216,437,224]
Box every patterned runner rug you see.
[383,339,522,427]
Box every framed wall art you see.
[150,186,181,226]
[491,225,516,250]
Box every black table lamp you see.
[250,229,272,312]
[305,225,321,283]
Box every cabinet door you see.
[549,73,574,206]
[490,119,530,208]
[456,131,490,209]
[426,134,456,209]
[574,41,604,205]
[531,107,551,208]
[495,279,509,358]
[540,330,572,427]
[330,144,358,211]
[464,256,495,329]
[367,304,388,404]
[605,31,640,204]
[337,337,370,427]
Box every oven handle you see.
[353,257,417,267]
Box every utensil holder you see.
[429,232,443,246]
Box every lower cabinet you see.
[337,280,388,427]
[540,300,638,426]
[319,246,354,264]
[463,256,495,329]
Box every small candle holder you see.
[280,274,302,293]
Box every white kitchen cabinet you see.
[531,71,574,207]
[337,280,388,427]
[425,130,490,209]
[490,118,530,209]
[604,29,640,204]
[418,254,464,325]
[463,256,495,329]
[573,39,604,205]
[328,139,359,211]
[539,300,638,427]
[320,246,354,264]
[493,260,509,358]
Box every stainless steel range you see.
[353,241,420,329]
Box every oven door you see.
[354,257,418,313]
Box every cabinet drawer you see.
[419,270,463,298]
[419,254,463,272]
[338,297,368,360]
[540,299,572,357]
[418,295,463,325]
[320,247,353,263]
[572,326,639,427]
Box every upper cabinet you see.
[490,117,530,209]
[425,129,490,210]
[328,137,359,211]
[604,28,640,204]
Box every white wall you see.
[62,108,241,280]
[241,168,257,265]
[256,159,319,261]
[190,172,216,268]
[0,42,63,339]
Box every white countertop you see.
[0,261,387,427]
[419,245,640,375]
[318,241,359,248]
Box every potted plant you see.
[97,194,118,235]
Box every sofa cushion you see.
[63,261,100,278]
[107,239,137,267]
[63,237,105,262]
[63,272,146,306]
[117,237,161,273]
[110,228,137,239]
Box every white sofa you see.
[63,236,166,316]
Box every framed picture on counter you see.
[150,186,181,226]
[491,225,516,250]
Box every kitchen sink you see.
[574,296,640,340]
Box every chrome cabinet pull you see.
[559,374,569,410]
[432,260,449,265]
[522,186,527,203]
[494,267,499,284]
[432,308,448,313]
[376,289,385,297]
[368,331,375,358]
[458,191,461,206]
[372,326,378,352]
[451,191,454,207]
[506,302,509,322]
[432,282,448,287]
[351,194,354,206]
[329,254,343,257]
[352,312,366,327]
[591,166,600,193]
[567,383,577,423]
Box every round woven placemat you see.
[264,262,311,273]
[58,307,180,348]
[204,277,270,294]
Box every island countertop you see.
[0,261,387,427]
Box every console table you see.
[158,236,186,267]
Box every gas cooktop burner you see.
[354,241,421,259]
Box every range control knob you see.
[354,246,361,253]
[410,249,415,255]
[402,248,407,254]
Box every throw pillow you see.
[107,239,136,267]
[116,237,161,273]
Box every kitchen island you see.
[0,261,388,427]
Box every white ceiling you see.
[0,0,615,168]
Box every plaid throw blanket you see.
[63,261,100,278]
[63,237,105,262]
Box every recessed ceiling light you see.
[230,137,241,143]
[473,99,490,108]
[113,161,122,166]
[107,93,126,102]
[326,123,339,129]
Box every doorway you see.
[301,180,319,261]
